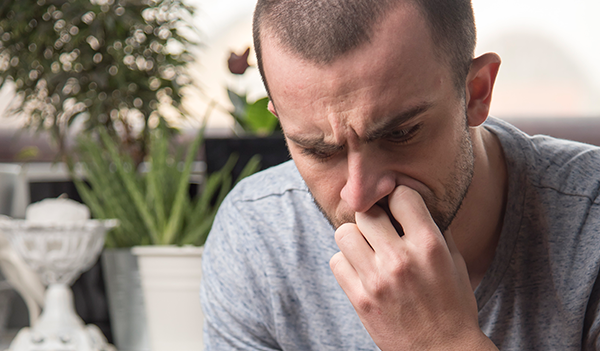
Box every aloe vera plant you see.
[71,128,260,247]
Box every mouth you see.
[376,197,404,237]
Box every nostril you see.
[375,196,389,208]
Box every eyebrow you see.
[364,102,433,142]
[287,134,345,152]
[286,102,433,149]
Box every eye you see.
[386,123,422,144]
[298,143,345,162]
[301,147,336,161]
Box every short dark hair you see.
[253,0,476,96]
[413,0,477,92]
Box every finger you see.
[379,201,405,236]
[355,205,401,255]
[388,186,443,245]
[329,251,362,297]
[334,222,376,273]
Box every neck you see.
[449,125,508,290]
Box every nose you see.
[339,150,396,213]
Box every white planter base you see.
[102,248,150,351]
[132,246,204,351]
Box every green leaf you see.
[227,88,248,126]
[180,154,237,246]
[69,137,147,247]
[146,131,168,232]
[70,116,260,247]
[235,154,262,184]
[161,125,206,245]
[98,129,160,244]
[245,97,278,135]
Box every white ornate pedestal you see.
[0,218,118,351]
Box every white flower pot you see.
[131,246,204,351]
[101,248,150,351]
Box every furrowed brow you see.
[286,134,344,152]
[365,103,433,142]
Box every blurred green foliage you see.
[226,47,280,136]
[227,90,280,136]
[0,0,198,162]
[72,126,261,247]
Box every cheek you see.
[420,116,472,189]
[300,162,344,198]
[381,120,465,194]
[290,149,346,204]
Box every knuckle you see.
[420,233,447,259]
[334,223,358,245]
[368,276,391,298]
[387,256,410,280]
[367,257,409,296]
[353,292,376,314]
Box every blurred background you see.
[0,0,598,347]
[186,0,600,127]
[2,0,600,131]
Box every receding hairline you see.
[257,0,411,99]
[255,0,398,64]
[260,0,424,61]
[253,0,476,99]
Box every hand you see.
[329,186,497,350]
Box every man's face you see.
[262,3,475,232]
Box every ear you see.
[268,100,279,118]
[465,53,501,127]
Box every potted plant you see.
[0,0,202,346]
[71,124,259,351]
[204,46,290,180]
[0,0,198,163]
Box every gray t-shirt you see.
[200,117,600,350]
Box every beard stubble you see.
[311,120,475,235]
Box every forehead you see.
[261,3,452,136]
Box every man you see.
[200,0,600,349]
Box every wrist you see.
[440,330,498,351]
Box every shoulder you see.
[209,160,325,242]
[203,159,334,283]
[485,117,600,200]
